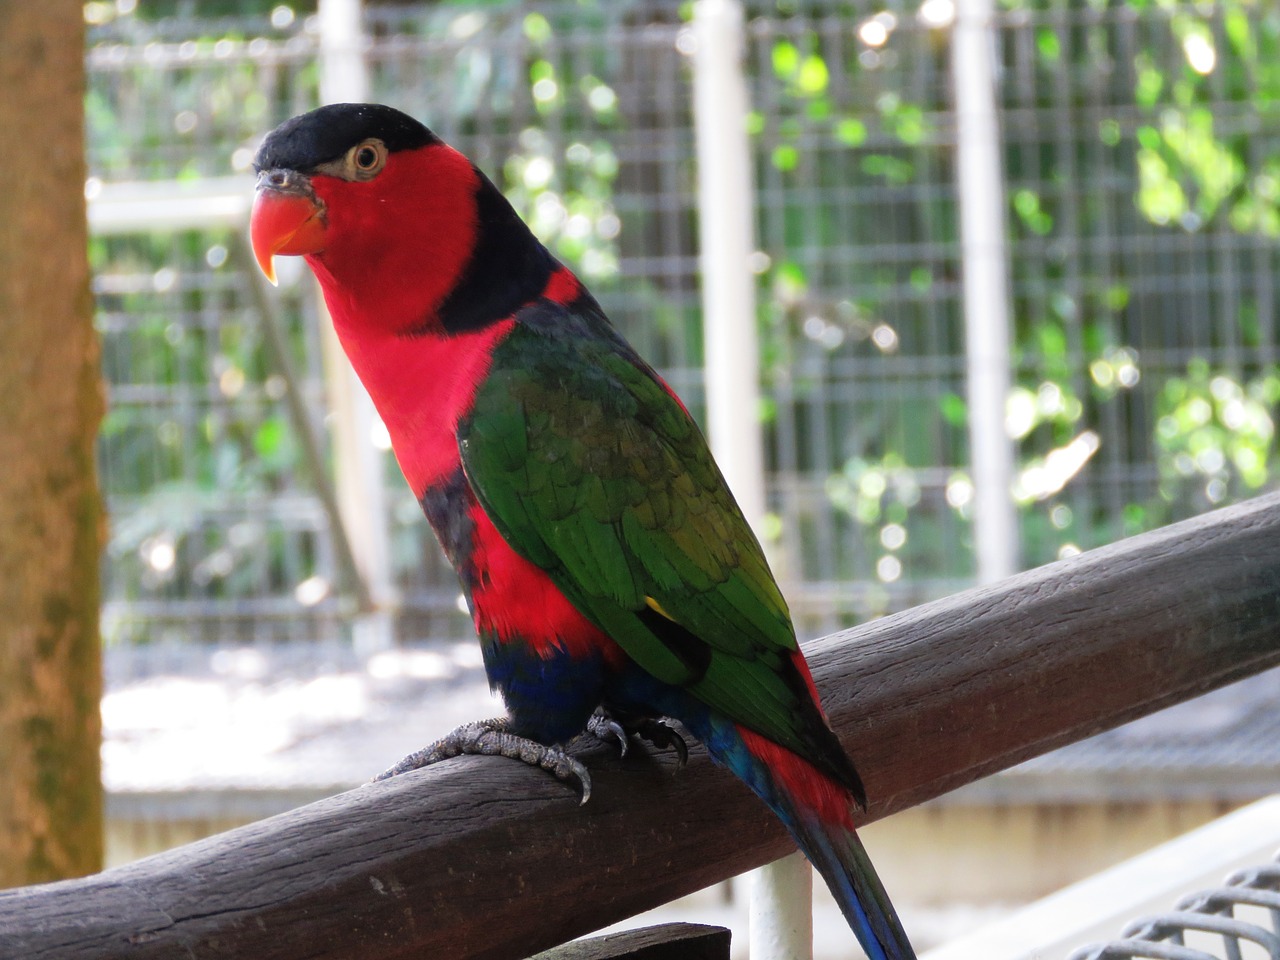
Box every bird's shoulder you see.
[467,293,715,498]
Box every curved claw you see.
[637,718,689,769]
[587,711,630,758]
[546,751,592,805]
[588,709,689,769]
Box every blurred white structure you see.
[317,0,398,653]
[953,0,1019,583]
[692,3,816,958]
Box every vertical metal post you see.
[318,0,368,101]
[749,853,814,960]
[693,2,814,958]
[953,0,1019,583]
[317,0,397,652]
[693,0,766,521]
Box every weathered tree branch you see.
[3,493,1279,959]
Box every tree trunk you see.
[0,2,105,886]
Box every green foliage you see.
[92,228,326,638]
[798,0,1280,582]
[86,0,1280,635]
[1155,361,1280,512]
[485,13,623,280]
[1129,9,1280,235]
[130,1,313,16]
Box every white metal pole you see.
[952,0,1019,583]
[317,0,397,652]
[749,852,814,960]
[692,2,814,958]
[693,1,766,523]
[318,0,367,102]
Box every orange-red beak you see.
[250,180,326,285]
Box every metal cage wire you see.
[85,1,1280,660]
[1069,852,1280,960]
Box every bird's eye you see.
[348,140,387,180]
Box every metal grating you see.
[1068,851,1280,960]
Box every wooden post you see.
[0,1,104,887]
[2,493,1280,957]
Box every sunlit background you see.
[84,0,1280,955]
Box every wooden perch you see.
[3,493,1280,960]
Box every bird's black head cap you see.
[253,103,441,172]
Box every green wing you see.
[460,305,847,779]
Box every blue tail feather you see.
[607,672,916,959]
[698,732,916,958]
[791,814,916,960]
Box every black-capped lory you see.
[250,103,915,960]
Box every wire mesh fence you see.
[87,0,1280,656]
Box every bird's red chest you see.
[334,319,515,496]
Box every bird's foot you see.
[372,717,593,804]
[634,717,690,767]
[587,708,689,768]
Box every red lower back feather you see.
[736,723,856,829]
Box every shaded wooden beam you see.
[3,493,1280,959]
[530,923,730,960]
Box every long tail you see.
[621,674,915,957]
[715,724,917,960]
[789,810,916,960]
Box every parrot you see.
[249,102,915,960]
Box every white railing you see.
[924,795,1280,960]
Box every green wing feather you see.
[460,305,850,782]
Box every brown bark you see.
[0,2,105,886]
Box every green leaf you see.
[939,393,967,426]
[1039,322,1068,362]
[523,12,551,44]
[773,261,808,298]
[892,104,925,145]
[797,54,829,95]
[1224,8,1250,57]
[529,59,554,83]
[1105,284,1131,311]
[1013,188,1053,234]
[772,40,799,78]
[1135,60,1164,109]
[1036,28,1061,62]
[806,99,831,120]
[771,144,799,171]
[254,418,285,459]
[861,153,915,184]
[834,117,867,146]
